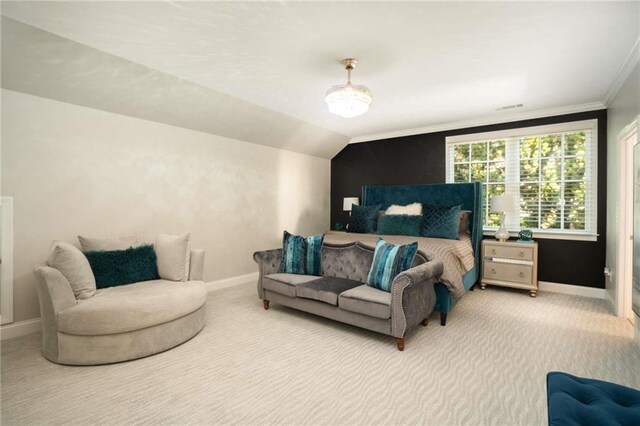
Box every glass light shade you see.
[325,84,372,118]
[491,194,516,213]
[343,197,360,211]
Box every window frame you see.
[445,119,598,242]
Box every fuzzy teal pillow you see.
[84,244,160,289]
[377,214,422,236]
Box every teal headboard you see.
[361,182,484,275]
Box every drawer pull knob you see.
[491,268,496,274]
[519,272,525,278]
[519,251,525,257]
[491,249,496,255]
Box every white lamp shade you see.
[491,194,516,213]
[343,197,359,211]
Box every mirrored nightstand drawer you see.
[483,261,532,285]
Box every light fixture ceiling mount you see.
[325,58,372,118]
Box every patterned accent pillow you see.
[421,204,462,240]
[377,214,422,236]
[305,234,324,276]
[279,231,324,276]
[366,238,418,292]
[348,204,381,233]
[279,231,306,274]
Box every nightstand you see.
[481,240,539,297]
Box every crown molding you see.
[603,36,640,107]
[348,102,606,144]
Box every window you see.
[445,120,597,240]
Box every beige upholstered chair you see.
[33,249,207,365]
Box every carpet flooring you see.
[2,282,639,425]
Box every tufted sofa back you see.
[321,241,428,283]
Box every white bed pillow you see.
[155,233,191,281]
[385,203,423,216]
[77,233,137,252]
[47,241,96,300]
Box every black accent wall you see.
[331,110,607,288]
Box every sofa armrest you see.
[253,248,282,299]
[188,249,205,281]
[390,260,444,338]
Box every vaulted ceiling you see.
[2,1,638,158]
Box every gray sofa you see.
[33,250,207,365]
[253,240,444,351]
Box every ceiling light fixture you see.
[325,58,372,118]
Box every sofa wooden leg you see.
[396,337,405,351]
[263,300,270,310]
[422,317,429,326]
[440,313,447,326]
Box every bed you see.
[326,182,483,325]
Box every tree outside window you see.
[449,126,591,235]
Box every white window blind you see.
[445,120,597,239]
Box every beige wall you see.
[606,63,640,313]
[1,89,330,322]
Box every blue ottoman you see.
[547,372,640,426]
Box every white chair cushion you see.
[155,233,191,281]
[47,241,96,300]
[57,279,206,335]
[77,234,137,252]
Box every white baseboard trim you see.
[204,272,258,292]
[605,290,617,315]
[1,317,41,341]
[0,272,259,341]
[538,281,606,299]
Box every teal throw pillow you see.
[279,231,306,274]
[279,231,324,276]
[421,204,462,240]
[348,204,381,233]
[377,214,422,236]
[366,238,418,292]
[305,234,324,276]
[84,244,160,289]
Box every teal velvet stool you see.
[547,372,640,426]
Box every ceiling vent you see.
[496,103,524,111]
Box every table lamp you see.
[343,197,359,215]
[491,194,516,242]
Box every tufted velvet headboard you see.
[361,182,483,282]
